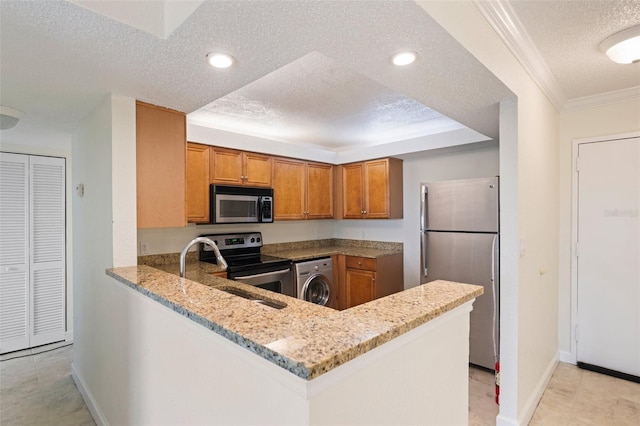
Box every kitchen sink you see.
[218,287,287,310]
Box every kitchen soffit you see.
[0,1,512,152]
[64,1,475,151]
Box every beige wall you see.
[71,94,138,422]
[557,98,640,358]
[417,2,560,424]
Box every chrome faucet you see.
[180,236,227,278]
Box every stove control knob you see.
[214,240,218,245]
[257,237,261,243]
[250,238,255,243]
[314,265,319,271]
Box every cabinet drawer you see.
[345,256,376,271]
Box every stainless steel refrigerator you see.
[420,177,499,370]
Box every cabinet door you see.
[342,163,364,219]
[186,143,210,223]
[0,153,29,353]
[29,156,66,348]
[244,152,272,187]
[272,158,305,220]
[364,159,390,219]
[345,268,376,308]
[136,101,186,228]
[306,162,333,219]
[210,147,243,185]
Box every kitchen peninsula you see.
[103,240,482,426]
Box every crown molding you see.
[473,0,567,110]
[563,86,640,112]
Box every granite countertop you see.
[107,263,482,380]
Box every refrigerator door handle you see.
[420,184,428,231]
[491,234,499,360]
[422,230,428,277]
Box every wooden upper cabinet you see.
[342,163,365,219]
[272,157,306,220]
[210,147,242,185]
[273,158,334,221]
[210,147,272,187]
[338,158,403,220]
[186,143,210,224]
[136,101,186,228]
[244,152,272,187]
[306,162,333,219]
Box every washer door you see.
[300,273,330,306]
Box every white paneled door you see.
[0,153,66,354]
[576,136,640,377]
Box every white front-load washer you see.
[294,257,333,306]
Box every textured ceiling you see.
[190,51,464,149]
[3,1,636,152]
[510,0,640,99]
[0,0,510,150]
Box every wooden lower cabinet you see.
[211,271,227,279]
[345,268,376,308]
[337,252,403,310]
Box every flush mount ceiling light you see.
[0,106,25,130]
[599,25,640,64]
[207,52,235,68]
[391,51,417,66]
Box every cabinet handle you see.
[363,210,367,214]
[358,261,362,266]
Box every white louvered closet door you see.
[29,156,66,347]
[0,153,65,354]
[0,153,30,353]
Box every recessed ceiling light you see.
[599,25,640,64]
[391,51,417,66]
[207,52,235,68]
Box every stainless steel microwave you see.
[210,185,274,224]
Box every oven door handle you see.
[233,268,291,280]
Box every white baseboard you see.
[518,354,558,425]
[496,353,559,426]
[65,330,74,342]
[559,350,575,364]
[71,363,108,426]
[496,414,519,426]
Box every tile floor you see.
[470,362,640,425]
[2,345,639,425]
[0,344,95,426]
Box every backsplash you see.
[262,238,403,254]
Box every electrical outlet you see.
[140,242,149,255]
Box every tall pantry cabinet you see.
[0,153,66,354]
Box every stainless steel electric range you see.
[198,232,294,297]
